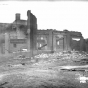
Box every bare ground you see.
[0,52,87,88]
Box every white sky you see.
[0,1,88,38]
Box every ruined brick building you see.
[0,10,85,56]
[37,29,84,52]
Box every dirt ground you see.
[0,51,88,88]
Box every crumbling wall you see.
[70,31,84,51]
[84,39,88,52]
[71,38,80,51]
[27,10,37,52]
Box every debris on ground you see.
[33,50,88,66]
[34,50,88,60]
[0,50,88,88]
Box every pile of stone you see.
[13,50,88,65]
[32,51,88,67]
[34,51,88,61]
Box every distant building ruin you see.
[0,10,85,56]
[37,29,84,52]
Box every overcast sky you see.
[0,1,88,38]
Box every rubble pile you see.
[12,50,88,66]
[34,51,88,61]
[32,51,88,67]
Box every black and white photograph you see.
[0,0,88,88]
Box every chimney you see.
[15,13,20,20]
